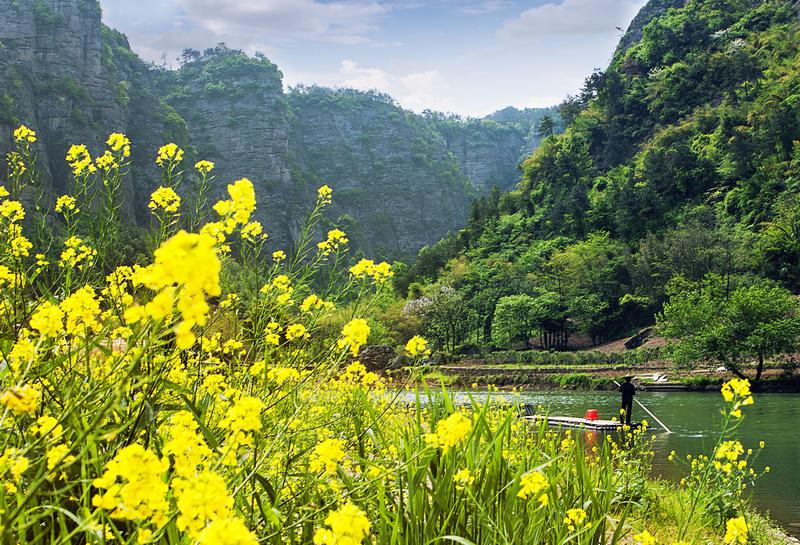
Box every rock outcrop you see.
[287,87,472,257]
[0,0,166,217]
[0,0,558,257]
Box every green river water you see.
[450,390,800,536]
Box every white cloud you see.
[339,60,394,90]
[100,0,388,64]
[285,61,456,114]
[500,0,645,41]
[458,0,512,15]
[399,70,453,112]
[174,0,387,44]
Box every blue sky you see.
[99,0,646,117]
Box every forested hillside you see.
[396,0,800,352]
[0,0,558,258]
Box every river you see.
[444,390,800,536]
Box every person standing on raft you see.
[620,376,636,425]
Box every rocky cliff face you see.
[287,88,471,258]
[159,49,301,244]
[0,0,556,258]
[0,0,166,216]
[615,0,688,55]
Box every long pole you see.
[613,380,673,434]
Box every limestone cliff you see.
[0,0,167,218]
[0,0,556,258]
[287,87,472,258]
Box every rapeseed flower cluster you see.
[107,132,131,156]
[92,444,170,524]
[13,124,36,143]
[721,378,754,418]
[338,318,370,356]
[59,235,97,269]
[156,142,184,166]
[405,335,430,357]
[313,502,370,545]
[318,228,349,255]
[131,230,221,347]
[349,258,393,284]
[425,411,472,452]
[0,127,761,545]
[195,160,215,174]
[318,184,333,204]
[563,507,587,531]
[310,438,347,476]
[0,384,39,414]
[723,516,748,544]
[55,195,77,214]
[66,144,96,176]
[149,186,182,213]
[517,470,549,506]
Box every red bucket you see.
[585,409,599,421]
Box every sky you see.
[99,0,647,118]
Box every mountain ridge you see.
[0,0,559,258]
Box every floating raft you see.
[525,414,640,431]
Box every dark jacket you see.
[620,382,636,400]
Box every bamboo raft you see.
[524,414,641,431]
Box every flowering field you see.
[0,127,769,544]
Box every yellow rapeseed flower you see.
[405,336,430,357]
[517,470,548,502]
[55,195,77,214]
[317,229,348,255]
[173,470,233,538]
[338,318,370,356]
[453,468,475,489]
[156,143,183,166]
[13,125,37,143]
[59,236,97,269]
[31,415,63,439]
[143,231,221,348]
[241,221,265,241]
[30,301,65,338]
[0,384,40,414]
[633,531,656,545]
[60,285,101,336]
[317,184,333,204]
[219,396,264,442]
[285,323,310,341]
[0,200,25,222]
[721,378,753,406]
[310,438,346,476]
[313,502,370,545]
[66,144,96,176]
[197,517,258,545]
[724,516,748,545]
[266,366,301,385]
[425,412,472,452]
[92,444,169,524]
[106,133,131,156]
[563,508,587,531]
[194,160,215,174]
[149,186,181,213]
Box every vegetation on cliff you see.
[394,0,800,372]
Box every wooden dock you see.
[525,414,639,431]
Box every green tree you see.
[658,276,800,382]
[491,294,537,348]
[536,115,555,139]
